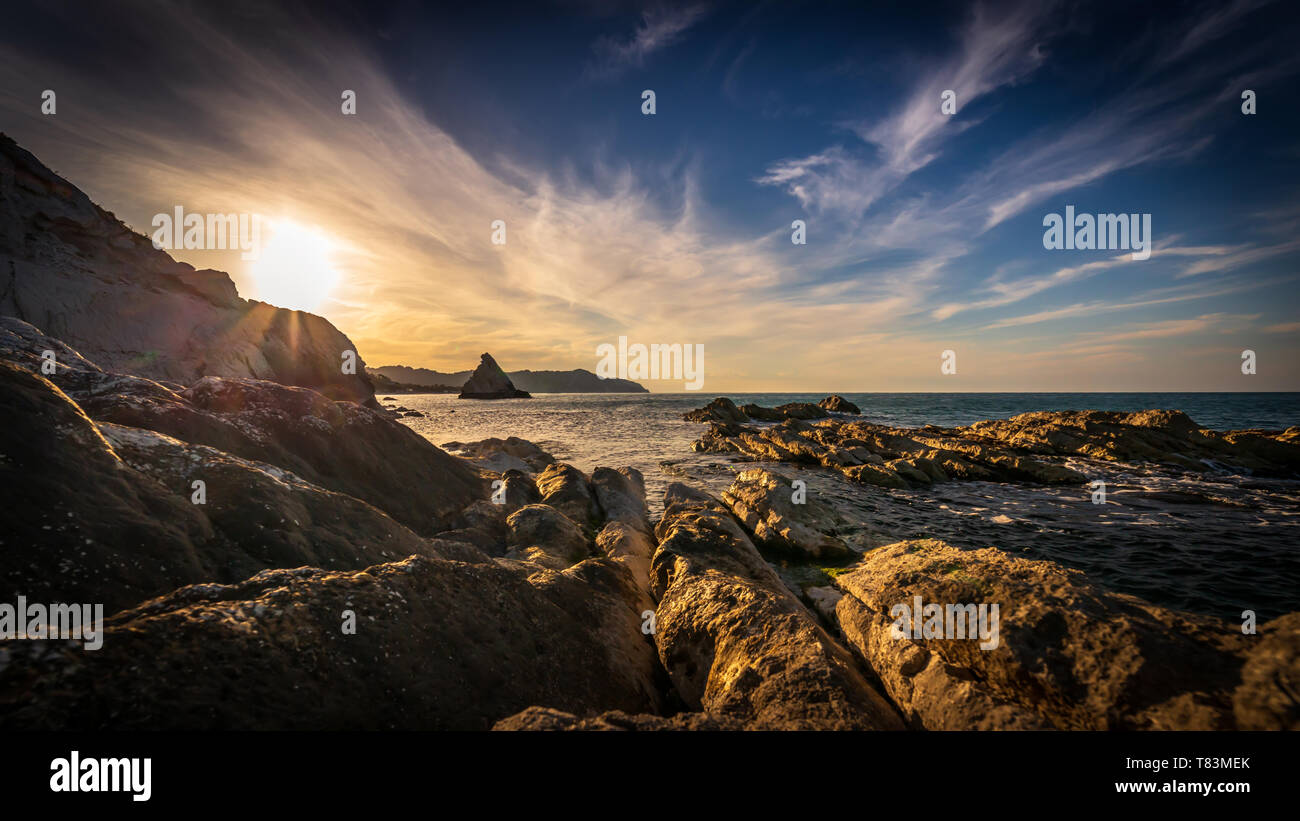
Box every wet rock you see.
[818,394,861,414]
[683,396,748,423]
[649,485,904,730]
[721,467,853,560]
[739,402,829,422]
[458,352,530,399]
[966,409,1300,477]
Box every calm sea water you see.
[395,392,1300,620]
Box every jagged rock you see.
[440,436,555,473]
[693,414,1095,488]
[721,467,853,560]
[649,485,904,730]
[457,352,530,399]
[493,706,744,731]
[818,394,861,414]
[505,504,591,569]
[966,409,1300,477]
[683,396,749,423]
[0,554,661,729]
[535,462,600,528]
[0,136,375,404]
[833,539,1263,730]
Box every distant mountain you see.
[371,364,648,393]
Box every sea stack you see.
[459,352,532,399]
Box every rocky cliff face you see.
[0,134,375,405]
[458,352,531,399]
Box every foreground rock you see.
[440,436,555,473]
[832,539,1288,730]
[0,554,662,730]
[0,357,484,613]
[458,352,531,399]
[721,468,853,560]
[0,135,376,404]
[494,706,744,731]
[650,484,904,730]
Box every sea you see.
[394,392,1300,621]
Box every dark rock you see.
[683,396,748,423]
[0,137,375,404]
[493,706,745,731]
[440,436,554,473]
[818,394,861,414]
[0,554,662,729]
[458,352,530,399]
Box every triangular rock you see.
[459,352,531,399]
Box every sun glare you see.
[247,221,340,312]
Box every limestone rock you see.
[721,467,853,560]
[649,486,904,730]
[834,539,1260,730]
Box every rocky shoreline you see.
[1,350,1296,730]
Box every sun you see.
[247,221,340,313]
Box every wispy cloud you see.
[587,4,708,80]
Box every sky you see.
[2,0,1298,391]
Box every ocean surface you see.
[395,392,1300,621]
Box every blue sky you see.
[2,0,1298,390]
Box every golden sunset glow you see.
[247,221,339,313]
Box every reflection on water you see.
[395,392,1300,620]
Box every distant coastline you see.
[371,364,648,394]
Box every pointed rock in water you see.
[458,352,531,399]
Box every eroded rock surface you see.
[650,484,904,730]
[721,467,853,559]
[832,539,1264,730]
